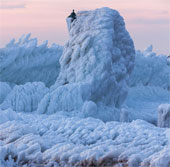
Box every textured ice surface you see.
[0,109,21,124]
[158,104,170,128]
[0,34,63,87]
[0,111,170,167]
[129,45,170,90]
[0,82,12,104]
[122,86,170,124]
[0,82,49,113]
[38,7,135,119]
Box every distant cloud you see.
[0,0,26,9]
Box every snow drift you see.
[37,7,135,121]
[0,34,63,87]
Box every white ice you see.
[0,111,170,167]
[0,82,49,113]
[0,34,63,87]
[37,7,135,121]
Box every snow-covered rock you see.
[0,34,63,87]
[129,46,170,89]
[158,104,170,128]
[0,82,49,113]
[0,82,12,104]
[38,7,135,120]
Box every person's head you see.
[73,9,74,12]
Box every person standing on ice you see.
[66,10,77,33]
[68,9,77,21]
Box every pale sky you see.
[0,0,169,54]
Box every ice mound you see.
[158,104,170,128]
[38,7,135,120]
[0,113,169,167]
[129,45,170,90]
[0,82,49,113]
[0,34,63,87]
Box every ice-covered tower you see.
[38,7,135,121]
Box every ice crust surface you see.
[0,111,170,167]
[0,7,170,167]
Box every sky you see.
[0,0,169,55]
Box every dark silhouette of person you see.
[68,10,77,22]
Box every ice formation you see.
[38,7,135,120]
[0,82,12,104]
[129,45,170,90]
[122,86,170,124]
[0,111,170,167]
[0,7,170,167]
[0,109,21,124]
[0,34,63,87]
[0,82,49,113]
[158,104,170,128]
